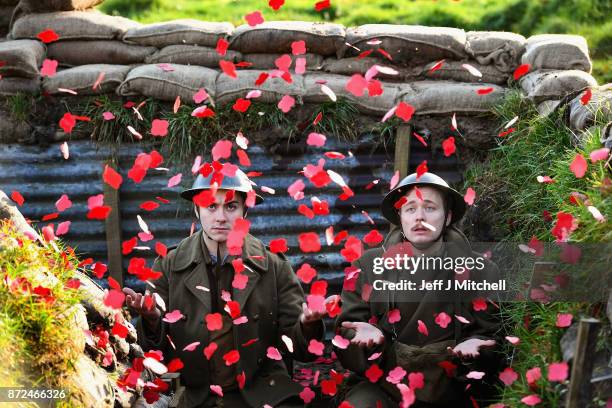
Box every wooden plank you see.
[566,318,601,408]
[103,164,123,286]
[394,125,411,179]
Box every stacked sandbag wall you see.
[0,6,608,149]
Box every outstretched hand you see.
[122,287,160,323]
[448,338,496,359]
[341,321,385,348]
[300,295,338,324]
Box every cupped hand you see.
[341,321,385,348]
[448,338,496,359]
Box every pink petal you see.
[331,335,350,349]
[41,59,58,77]
[102,111,115,121]
[278,95,295,113]
[547,362,568,382]
[59,141,69,159]
[307,132,326,147]
[589,147,610,163]
[55,221,71,236]
[266,346,282,360]
[520,395,541,406]
[466,371,485,379]
[556,313,573,328]
[246,90,262,99]
[245,10,264,26]
[388,308,401,324]
[464,187,476,205]
[168,173,182,188]
[163,309,184,323]
[183,341,200,351]
[505,336,520,345]
[193,88,209,104]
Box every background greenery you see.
[99,0,611,83]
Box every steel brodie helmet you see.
[180,168,264,206]
[381,172,466,226]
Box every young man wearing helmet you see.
[124,167,326,408]
[335,172,502,408]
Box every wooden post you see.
[103,162,123,286]
[394,125,411,179]
[566,318,601,408]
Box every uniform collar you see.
[172,229,269,273]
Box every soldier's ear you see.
[446,210,452,227]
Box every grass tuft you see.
[0,220,89,407]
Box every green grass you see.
[3,93,36,122]
[0,221,88,407]
[99,0,611,83]
[71,94,365,165]
[463,88,611,243]
[462,87,611,406]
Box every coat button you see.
[253,313,259,320]
[257,358,263,364]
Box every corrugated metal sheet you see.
[0,132,461,294]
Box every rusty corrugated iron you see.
[0,133,461,293]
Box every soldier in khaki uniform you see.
[124,168,325,408]
[335,172,503,408]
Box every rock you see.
[62,355,115,408]
[0,189,42,242]
[111,336,130,361]
[113,379,139,408]
[75,270,116,327]
[129,343,145,360]
[125,320,137,344]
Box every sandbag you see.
[536,100,561,118]
[145,44,242,67]
[568,84,612,131]
[321,57,509,84]
[0,76,40,95]
[229,21,345,57]
[10,10,140,41]
[242,53,324,70]
[522,34,591,72]
[215,69,305,106]
[117,64,218,103]
[342,25,467,64]
[43,64,130,95]
[303,73,401,115]
[520,70,598,104]
[123,20,233,48]
[48,40,156,66]
[398,80,505,115]
[321,57,406,80]
[0,39,45,77]
[416,60,509,85]
[465,31,525,73]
